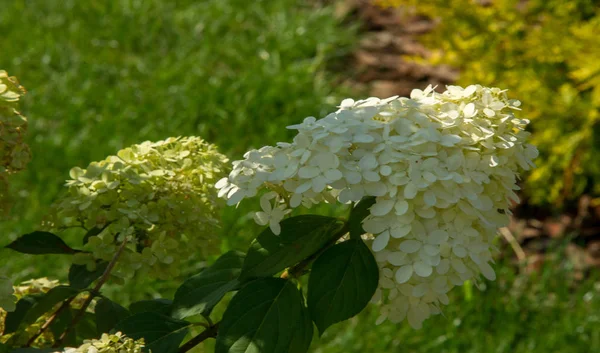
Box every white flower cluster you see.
[216,85,537,328]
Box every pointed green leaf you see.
[22,286,80,328]
[5,231,79,255]
[172,251,244,319]
[129,299,172,315]
[114,312,190,353]
[68,261,108,289]
[307,239,379,335]
[3,296,39,334]
[348,197,376,239]
[241,215,344,280]
[215,278,313,353]
[95,298,130,333]
[49,309,97,346]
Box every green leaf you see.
[82,224,109,245]
[307,239,379,335]
[5,231,79,255]
[348,197,376,239]
[172,251,244,319]
[95,298,130,333]
[11,349,57,353]
[49,309,97,346]
[114,312,190,353]
[215,278,313,353]
[68,261,108,289]
[129,299,173,315]
[3,296,39,334]
[49,308,75,346]
[0,342,9,353]
[22,285,80,328]
[241,215,344,280]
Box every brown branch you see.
[54,236,129,347]
[178,322,220,353]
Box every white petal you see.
[253,212,269,226]
[370,199,395,216]
[394,200,409,215]
[399,240,422,253]
[478,261,496,280]
[298,166,320,179]
[372,231,390,252]
[423,191,437,206]
[463,103,476,118]
[413,261,433,277]
[395,265,413,284]
[324,169,343,181]
[404,183,418,199]
[390,225,411,238]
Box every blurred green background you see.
[1,0,599,352]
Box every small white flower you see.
[253,193,291,235]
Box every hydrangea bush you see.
[2,84,535,353]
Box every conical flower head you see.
[217,85,538,328]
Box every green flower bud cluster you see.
[49,137,229,279]
[0,70,30,211]
[59,332,145,353]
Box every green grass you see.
[0,0,356,281]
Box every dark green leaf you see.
[114,312,190,353]
[130,299,173,316]
[0,342,9,353]
[75,311,99,342]
[348,197,376,239]
[22,286,80,328]
[3,295,41,334]
[5,231,79,255]
[11,349,57,353]
[49,308,75,346]
[215,278,313,353]
[50,309,97,346]
[172,251,244,319]
[95,298,130,333]
[241,215,344,280]
[68,261,108,289]
[82,224,110,245]
[307,239,379,335]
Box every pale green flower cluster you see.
[59,332,145,353]
[217,85,537,328]
[49,136,228,279]
[0,70,30,211]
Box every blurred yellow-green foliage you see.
[376,0,600,206]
